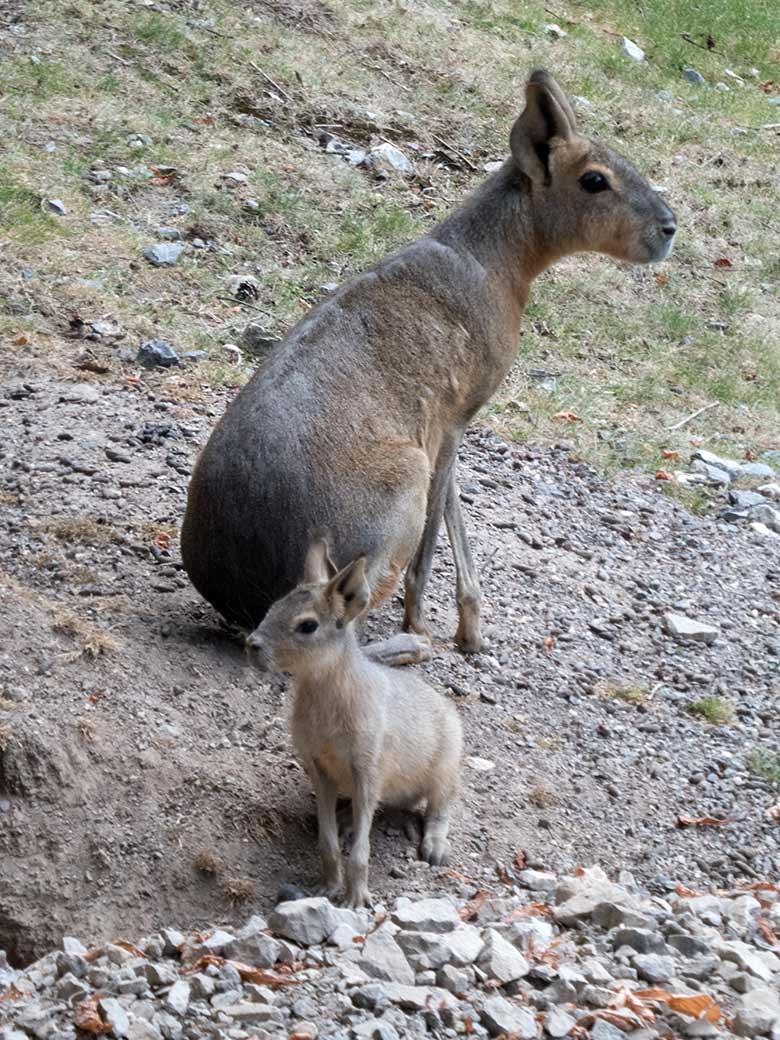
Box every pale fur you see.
[248,541,462,907]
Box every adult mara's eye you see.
[579,171,610,194]
[296,618,319,635]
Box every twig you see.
[479,545,500,578]
[680,32,724,56]
[248,61,295,103]
[363,63,410,91]
[431,133,478,172]
[105,50,134,67]
[668,402,718,431]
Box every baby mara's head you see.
[247,540,370,674]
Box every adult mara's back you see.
[181,69,676,651]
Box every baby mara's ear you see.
[324,556,370,626]
[302,537,338,585]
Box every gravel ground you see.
[2,867,780,1039]
[1,356,779,967]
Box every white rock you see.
[62,936,88,956]
[758,483,780,500]
[720,940,780,981]
[165,979,191,1015]
[546,1005,576,1037]
[481,994,537,1038]
[268,897,340,945]
[391,897,462,933]
[465,756,495,772]
[750,522,780,541]
[723,895,761,936]
[692,449,743,476]
[364,143,414,175]
[359,926,415,985]
[620,37,645,62]
[543,22,567,38]
[663,613,719,645]
[378,982,457,1011]
[732,986,780,1036]
[99,997,130,1037]
[478,928,530,983]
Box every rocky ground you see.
[2,866,780,1039]
[1,344,780,971]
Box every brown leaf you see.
[714,257,733,268]
[74,995,111,1034]
[495,863,511,884]
[766,802,780,821]
[655,469,675,481]
[675,883,701,897]
[153,531,171,551]
[654,272,670,286]
[677,814,730,828]
[13,334,30,346]
[459,890,489,921]
[745,449,758,461]
[513,850,527,870]
[112,938,146,958]
[181,955,298,988]
[506,901,554,921]
[544,635,555,652]
[757,917,780,944]
[0,985,25,1003]
[661,448,680,460]
[553,410,582,422]
[762,80,776,93]
[635,987,722,1023]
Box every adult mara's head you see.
[505,68,677,268]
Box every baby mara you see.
[247,540,462,908]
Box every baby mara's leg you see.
[310,762,343,898]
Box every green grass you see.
[688,696,735,725]
[0,0,777,469]
[746,748,780,787]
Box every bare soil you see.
[2,345,779,967]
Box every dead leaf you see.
[495,862,511,884]
[762,80,776,93]
[661,449,680,461]
[655,469,675,481]
[745,448,758,461]
[634,987,721,1023]
[677,814,730,828]
[112,938,146,958]
[182,955,298,988]
[766,802,780,821]
[513,850,527,870]
[553,410,582,422]
[580,1008,646,1030]
[153,531,171,551]
[529,937,562,968]
[714,257,733,268]
[654,272,670,286]
[757,917,780,944]
[506,901,554,921]
[544,635,555,652]
[74,995,111,1034]
[460,890,489,921]
[13,334,29,346]
[0,985,25,1003]
[675,883,701,897]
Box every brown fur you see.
[181,70,676,651]
[248,542,463,907]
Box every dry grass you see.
[194,848,224,876]
[595,680,648,705]
[43,517,123,547]
[77,717,97,742]
[222,876,255,905]
[528,782,559,809]
[51,608,119,658]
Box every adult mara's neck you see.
[430,160,555,315]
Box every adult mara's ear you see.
[325,556,370,625]
[509,69,577,186]
[302,538,337,584]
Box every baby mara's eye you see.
[296,618,319,635]
[579,171,610,194]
